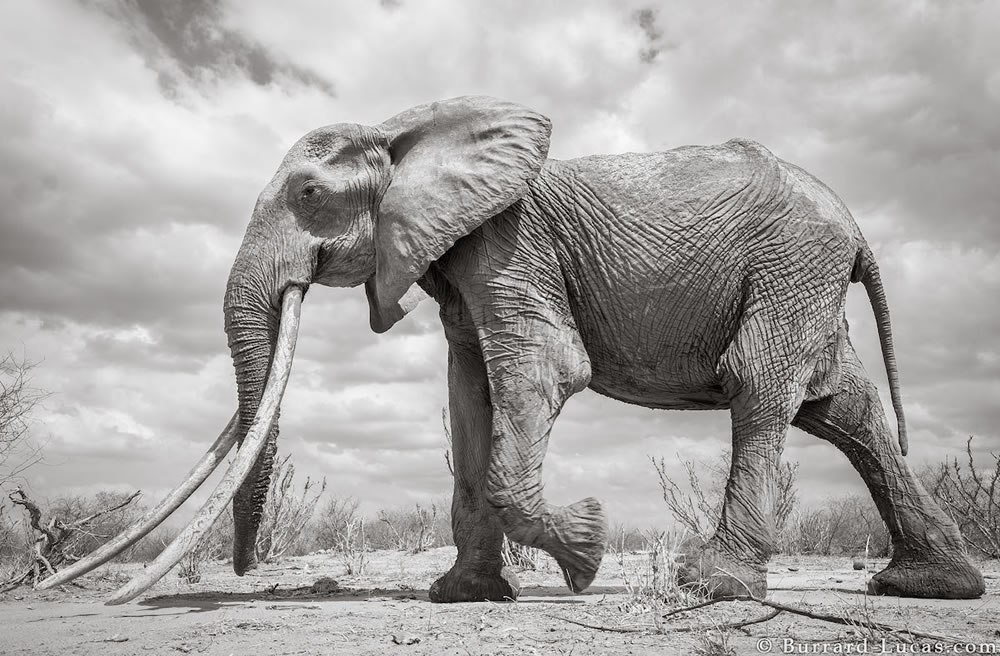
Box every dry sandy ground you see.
[1,549,997,655]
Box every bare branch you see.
[0,352,48,485]
[67,491,142,529]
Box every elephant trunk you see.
[224,243,293,574]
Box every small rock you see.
[392,635,420,645]
[103,635,128,643]
[852,559,865,570]
[787,567,799,572]
[311,577,339,594]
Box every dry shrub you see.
[501,535,540,571]
[369,501,452,552]
[649,449,898,557]
[315,496,455,574]
[924,436,1000,558]
[612,528,697,613]
[315,496,367,574]
[652,451,798,543]
[0,352,47,488]
[336,516,368,575]
[781,494,890,557]
[315,497,361,548]
[255,454,326,563]
[0,504,32,581]
[694,627,738,656]
[47,490,153,561]
[610,524,649,553]
[171,453,323,583]
[1,488,141,590]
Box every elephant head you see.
[41,96,552,602]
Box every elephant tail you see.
[853,245,908,456]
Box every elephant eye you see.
[302,185,318,199]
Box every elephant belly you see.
[575,289,738,411]
[588,378,730,410]
[583,334,732,410]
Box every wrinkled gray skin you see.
[223,96,984,601]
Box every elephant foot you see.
[868,556,984,599]
[544,497,609,593]
[676,541,767,599]
[428,565,521,603]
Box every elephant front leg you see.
[478,318,608,594]
[429,333,520,603]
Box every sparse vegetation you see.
[0,352,47,488]
[1,487,141,591]
[0,352,47,583]
[652,451,798,544]
[371,502,450,553]
[924,436,1000,559]
[174,453,324,581]
[781,494,891,557]
[651,450,897,558]
[172,510,232,585]
[501,535,540,571]
[46,490,164,562]
[315,496,367,574]
[694,626,737,656]
[613,528,698,614]
[255,454,326,563]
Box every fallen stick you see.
[548,608,781,634]
[664,595,965,643]
[548,594,967,643]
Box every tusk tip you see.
[104,588,139,606]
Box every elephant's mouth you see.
[35,286,305,605]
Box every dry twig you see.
[549,594,968,643]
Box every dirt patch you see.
[1,550,996,655]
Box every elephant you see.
[44,96,984,603]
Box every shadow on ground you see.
[136,583,629,613]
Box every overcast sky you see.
[1,0,997,531]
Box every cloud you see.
[0,0,997,536]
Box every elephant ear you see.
[365,96,551,332]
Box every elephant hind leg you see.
[678,289,833,599]
[792,344,984,599]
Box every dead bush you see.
[0,352,47,487]
[652,450,798,542]
[315,496,361,549]
[501,535,540,571]
[47,490,153,561]
[925,436,1000,558]
[612,528,698,615]
[315,496,367,575]
[369,501,451,552]
[781,494,891,557]
[1,487,141,591]
[255,454,326,563]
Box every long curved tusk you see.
[37,413,240,590]
[105,286,303,605]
